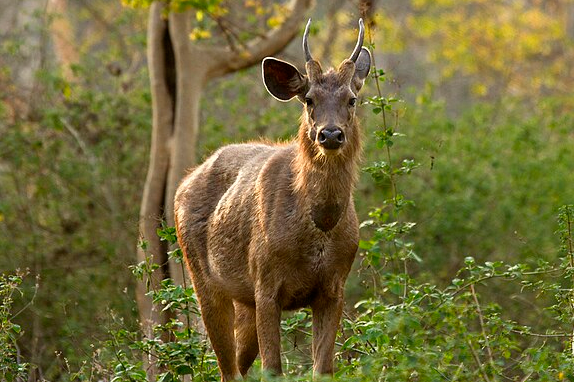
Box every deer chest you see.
[311,201,344,232]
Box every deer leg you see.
[234,301,259,376]
[311,295,344,375]
[195,285,240,381]
[255,293,282,375]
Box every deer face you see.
[301,60,362,155]
[262,19,371,156]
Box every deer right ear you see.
[262,57,308,102]
[352,47,372,93]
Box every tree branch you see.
[205,0,313,79]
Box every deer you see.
[174,18,371,381]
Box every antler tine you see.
[303,18,313,62]
[349,18,365,62]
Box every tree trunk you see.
[137,0,173,341]
[47,0,79,81]
[0,0,47,118]
[164,9,207,290]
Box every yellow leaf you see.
[471,83,487,96]
[267,16,281,28]
[267,4,286,28]
[62,83,72,100]
[189,28,211,41]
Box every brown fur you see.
[174,33,371,381]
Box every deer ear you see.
[262,57,308,102]
[352,47,371,93]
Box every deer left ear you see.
[352,47,371,93]
[262,57,308,102]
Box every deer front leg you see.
[311,294,344,375]
[255,291,282,375]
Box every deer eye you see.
[349,97,357,107]
[305,97,313,107]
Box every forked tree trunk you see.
[137,0,312,377]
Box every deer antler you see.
[303,18,313,62]
[349,18,364,63]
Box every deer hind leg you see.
[194,284,240,381]
[234,301,259,376]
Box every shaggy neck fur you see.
[292,116,362,232]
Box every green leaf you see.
[158,372,175,382]
[175,365,193,375]
[359,240,374,250]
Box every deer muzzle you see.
[317,126,345,151]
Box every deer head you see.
[262,19,371,157]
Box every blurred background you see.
[1,0,573,379]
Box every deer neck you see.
[292,122,360,232]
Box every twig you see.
[510,329,569,338]
[519,371,534,382]
[432,366,452,381]
[466,338,492,382]
[449,267,562,299]
[470,284,495,369]
[12,274,40,320]
[564,205,574,267]
[209,14,245,54]
[561,207,574,357]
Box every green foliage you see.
[382,94,574,282]
[0,5,149,379]
[0,272,28,382]
[336,252,574,381]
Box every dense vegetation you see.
[1,0,574,380]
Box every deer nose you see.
[318,127,345,150]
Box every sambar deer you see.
[174,19,371,381]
